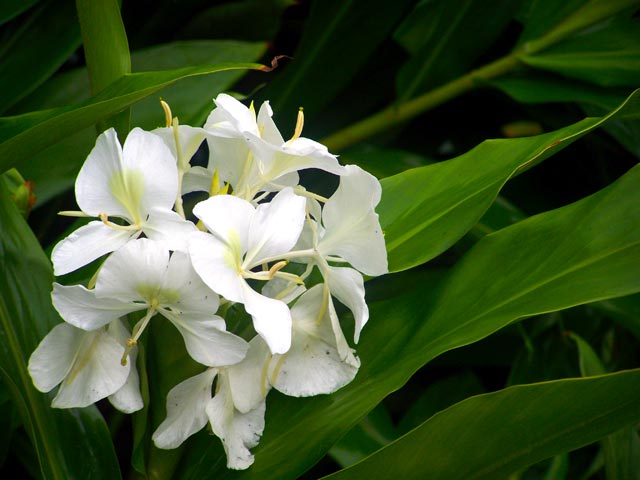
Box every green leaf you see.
[569,332,607,377]
[0,0,81,113]
[521,16,640,88]
[258,0,415,129]
[515,0,590,45]
[395,0,519,100]
[320,370,640,480]
[76,0,131,137]
[594,294,640,340]
[0,179,120,479]
[0,60,263,174]
[14,40,265,206]
[379,88,640,272]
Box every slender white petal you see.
[243,284,292,355]
[205,136,251,192]
[144,207,198,252]
[320,164,387,276]
[162,310,249,367]
[256,101,284,145]
[151,125,206,166]
[207,372,266,470]
[52,327,130,408]
[327,294,360,368]
[262,277,306,304]
[153,368,218,449]
[107,319,143,413]
[75,128,130,219]
[227,336,272,413]
[325,265,368,343]
[206,93,259,137]
[244,188,306,266]
[95,239,169,302]
[52,284,141,330]
[269,285,358,397]
[28,322,82,393]
[189,231,246,303]
[51,221,135,276]
[192,195,253,250]
[121,128,178,215]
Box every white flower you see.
[153,338,271,469]
[189,188,306,354]
[51,128,196,276]
[53,239,248,367]
[200,93,345,200]
[28,319,142,412]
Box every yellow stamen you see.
[290,107,304,141]
[268,260,288,278]
[121,307,155,365]
[160,99,172,128]
[99,213,139,231]
[58,210,90,217]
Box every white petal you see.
[205,136,252,192]
[52,284,141,330]
[144,207,198,252]
[206,372,266,470]
[189,231,246,304]
[262,276,306,305]
[75,128,130,219]
[244,187,306,266]
[122,128,178,215]
[107,319,143,413]
[51,221,135,276]
[320,165,387,276]
[183,166,212,194]
[256,101,284,145]
[153,368,218,449]
[162,310,248,367]
[28,322,82,393]
[326,265,368,343]
[269,285,358,397]
[206,94,258,137]
[192,195,254,250]
[151,125,206,166]
[52,327,130,408]
[243,284,292,355]
[95,238,169,302]
[163,251,219,314]
[227,336,272,413]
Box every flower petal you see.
[75,128,130,218]
[243,283,292,355]
[205,93,258,137]
[162,310,249,367]
[144,207,198,252]
[182,166,212,194]
[121,128,178,215]
[51,221,135,276]
[227,336,271,413]
[28,322,82,393]
[325,265,368,343]
[95,238,169,302]
[52,327,130,408]
[107,319,143,413]
[320,164,387,276]
[192,194,254,251]
[52,283,141,330]
[153,368,218,449]
[163,251,220,314]
[206,371,266,470]
[151,125,206,167]
[244,187,306,266]
[256,101,284,145]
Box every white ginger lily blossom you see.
[52,239,248,367]
[191,93,345,201]
[189,187,306,354]
[153,337,270,469]
[28,319,143,412]
[52,127,196,276]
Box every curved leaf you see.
[322,370,640,480]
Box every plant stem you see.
[321,0,638,152]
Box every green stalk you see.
[322,0,639,152]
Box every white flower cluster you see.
[27,94,387,469]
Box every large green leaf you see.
[321,370,640,480]
[0,179,120,478]
[15,41,265,206]
[0,0,81,114]
[394,0,519,100]
[0,60,263,173]
[379,88,640,272]
[176,159,640,479]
